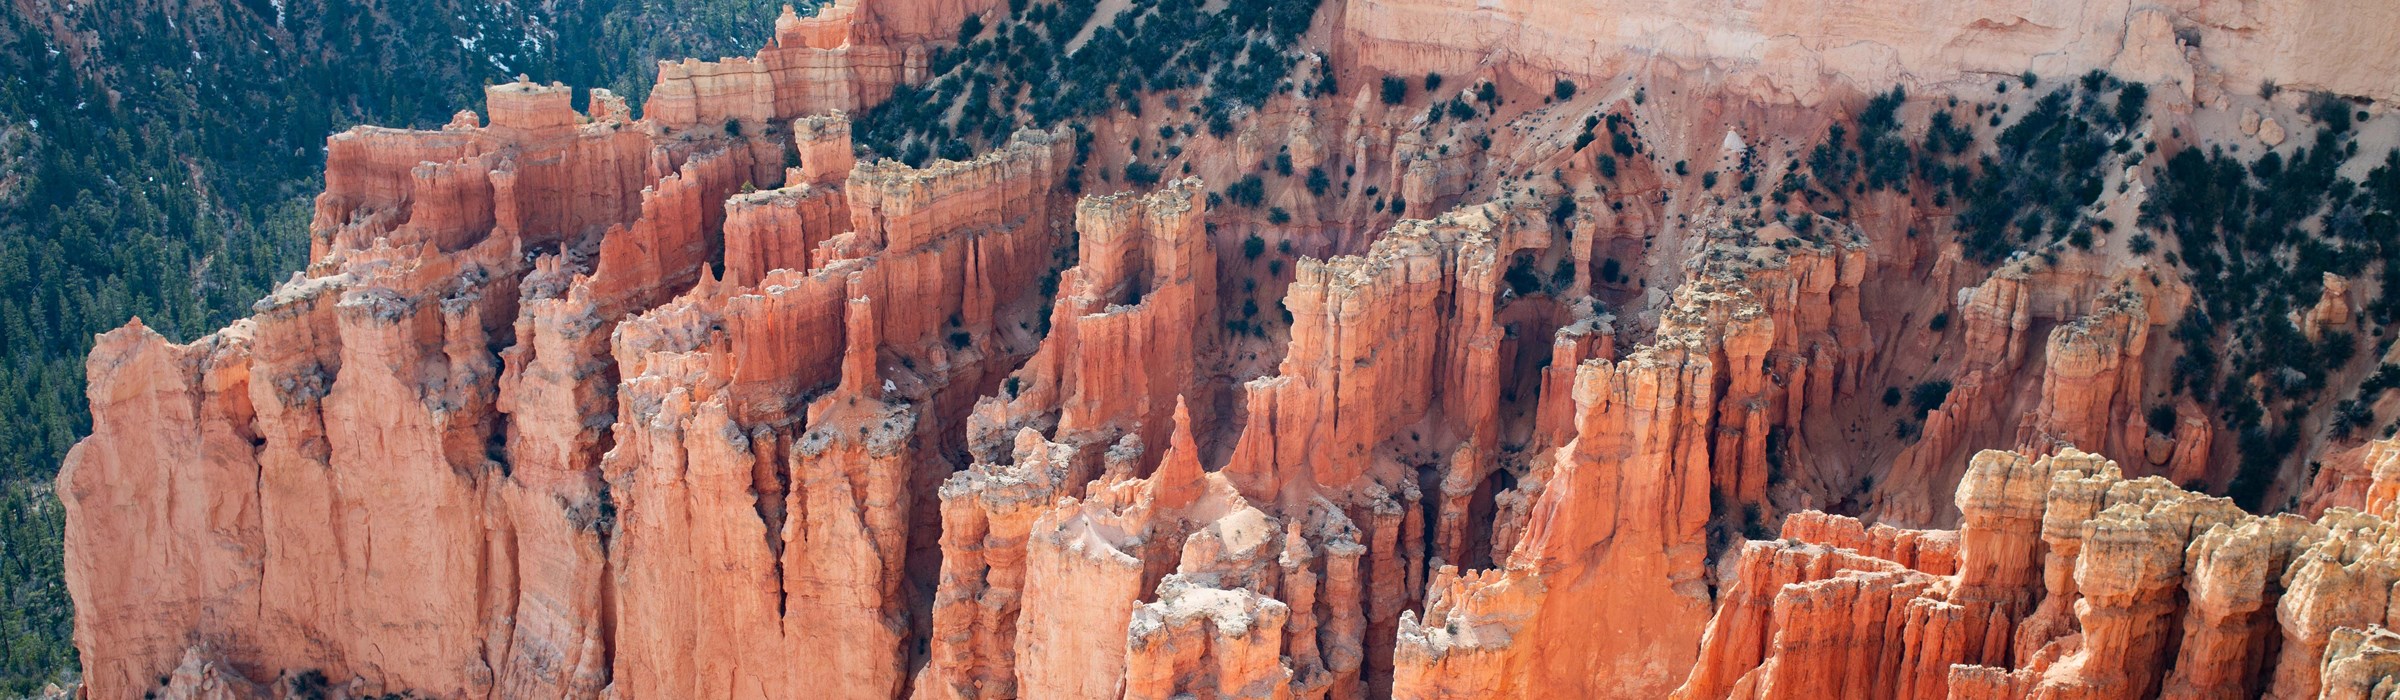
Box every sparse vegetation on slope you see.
[853,0,1324,165]
[2145,91,2397,510]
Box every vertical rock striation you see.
[1671,444,2400,700]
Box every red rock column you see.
[2159,516,2313,699]
[2266,511,2400,699]
[1014,501,1147,700]
[57,323,266,699]
[1123,577,1294,700]
[917,431,1072,699]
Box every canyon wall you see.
[1667,443,2400,700]
[58,52,1071,695]
[53,0,2400,698]
[644,0,1012,130]
[1334,0,2400,105]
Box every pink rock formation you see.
[1395,229,1843,699]
[59,29,1067,690]
[2017,288,2151,464]
[1669,444,2400,700]
[643,0,1008,129]
[58,3,2400,700]
[721,115,856,287]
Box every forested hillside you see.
[0,0,802,691]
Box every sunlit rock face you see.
[57,0,2400,697]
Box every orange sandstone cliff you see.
[54,0,2400,698]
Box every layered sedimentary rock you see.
[918,178,1217,700]
[1669,444,2400,700]
[1334,0,2400,105]
[644,0,1034,131]
[59,33,1068,692]
[2016,287,2153,465]
[62,321,269,697]
[1875,259,2193,528]
[58,0,2400,698]
[64,76,703,698]
[643,0,1009,129]
[601,123,1069,700]
[1391,221,1901,700]
[923,195,1539,700]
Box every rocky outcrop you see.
[1877,265,2034,526]
[1333,0,2400,105]
[57,31,1070,690]
[2319,625,2400,700]
[2304,436,2400,518]
[59,321,267,698]
[642,0,1009,130]
[1689,221,1875,510]
[961,179,1217,476]
[2017,288,2152,465]
[1669,444,2400,700]
[1877,261,2186,527]
[63,73,732,697]
[1394,336,1717,699]
[59,2,2400,699]
[1392,225,1834,700]
[919,176,1217,700]
[600,122,1070,700]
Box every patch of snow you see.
[1720,129,1747,157]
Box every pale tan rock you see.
[2261,117,2289,146]
[2159,515,2316,699]
[2300,272,2358,342]
[154,647,268,700]
[1337,0,2400,106]
[2319,625,2400,700]
[2267,510,2400,699]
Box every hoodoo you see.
[49,0,2400,697]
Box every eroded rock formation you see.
[55,0,2400,698]
[1668,443,2400,700]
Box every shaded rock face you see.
[55,0,2400,699]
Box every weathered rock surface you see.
[1335,0,2400,105]
[56,1,2400,699]
[1670,445,2400,700]
[643,0,1007,129]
